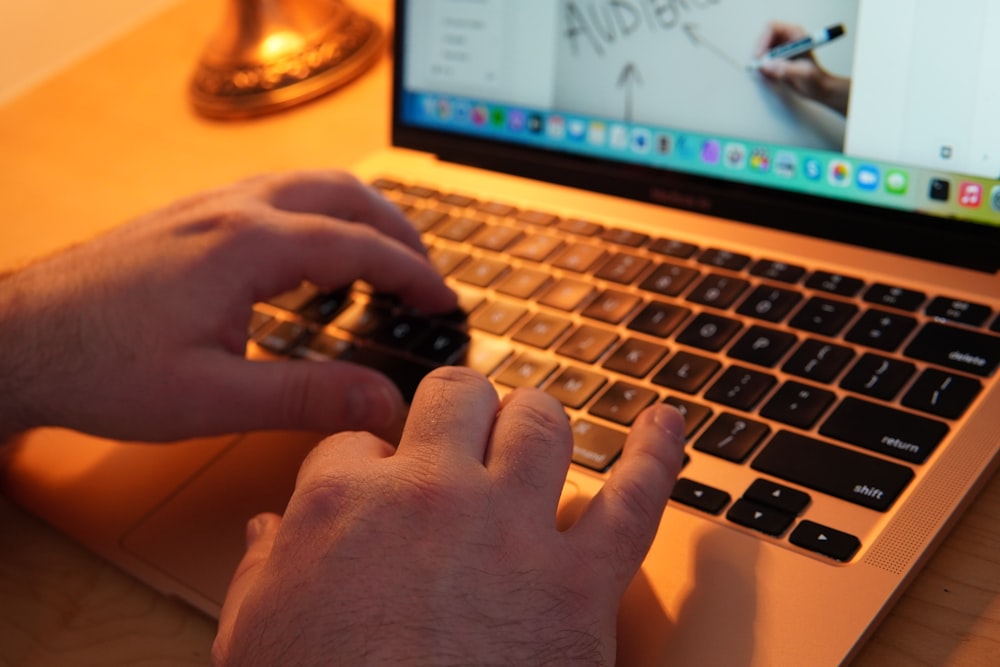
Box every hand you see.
[213,367,686,666]
[754,21,850,115]
[0,170,456,442]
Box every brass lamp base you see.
[190,0,384,119]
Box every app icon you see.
[885,170,908,194]
[676,135,699,159]
[856,165,880,191]
[724,143,747,169]
[490,107,506,127]
[587,121,607,145]
[547,115,566,139]
[609,124,629,150]
[749,147,771,172]
[527,114,544,134]
[803,158,823,180]
[471,105,489,126]
[928,178,951,201]
[701,139,721,164]
[990,185,1000,212]
[828,160,851,187]
[656,133,673,155]
[774,151,797,178]
[568,118,586,141]
[508,109,526,132]
[958,182,982,208]
[631,127,652,153]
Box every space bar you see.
[751,431,914,512]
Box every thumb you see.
[213,512,281,663]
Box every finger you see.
[486,388,573,522]
[396,366,499,466]
[295,430,397,490]
[185,356,408,439]
[258,170,426,255]
[569,404,685,589]
[249,208,456,315]
[214,512,281,662]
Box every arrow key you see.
[790,520,861,562]
[670,478,731,515]
[744,478,811,515]
[726,499,795,536]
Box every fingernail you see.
[246,515,266,546]
[349,381,404,432]
[652,405,686,445]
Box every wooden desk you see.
[1,1,998,664]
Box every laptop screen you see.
[393,0,1000,271]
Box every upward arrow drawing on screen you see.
[617,62,643,122]
[683,23,744,71]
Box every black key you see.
[925,297,992,327]
[992,314,1000,334]
[693,413,770,463]
[471,224,523,252]
[438,192,476,208]
[516,210,559,226]
[545,367,607,409]
[676,312,743,352]
[435,215,483,242]
[508,234,564,263]
[371,177,402,191]
[671,478,731,514]
[300,289,352,324]
[904,322,1000,377]
[512,312,571,349]
[789,297,859,337]
[819,397,949,464]
[603,338,669,378]
[255,319,310,355]
[558,218,603,237]
[427,246,469,276]
[411,326,470,364]
[686,274,750,309]
[556,325,619,363]
[372,315,430,349]
[551,243,607,273]
[595,252,651,284]
[744,479,811,515]
[726,499,795,536]
[347,348,435,402]
[495,352,559,388]
[495,267,550,299]
[401,183,437,199]
[790,521,861,562]
[628,301,691,338]
[539,278,596,311]
[902,368,982,419]
[336,301,390,337]
[662,396,713,438]
[649,238,698,259]
[468,301,527,335]
[571,419,625,471]
[652,351,721,393]
[297,332,351,361]
[589,382,659,426]
[864,283,926,312]
[839,353,915,401]
[698,248,751,271]
[249,309,272,337]
[727,326,798,368]
[782,339,855,382]
[582,290,642,324]
[601,227,649,247]
[805,271,865,297]
[464,337,513,377]
[760,381,836,429]
[845,309,918,351]
[736,285,802,322]
[639,262,700,297]
[475,200,517,217]
[704,366,777,411]
[453,256,508,287]
[750,260,806,284]
[751,431,914,512]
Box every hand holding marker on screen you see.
[749,24,846,71]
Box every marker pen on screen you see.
[749,24,846,70]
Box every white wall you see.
[0,0,182,105]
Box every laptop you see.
[4,0,999,664]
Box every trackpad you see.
[122,430,323,608]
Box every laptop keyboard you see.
[250,176,1000,564]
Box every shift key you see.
[752,431,914,511]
